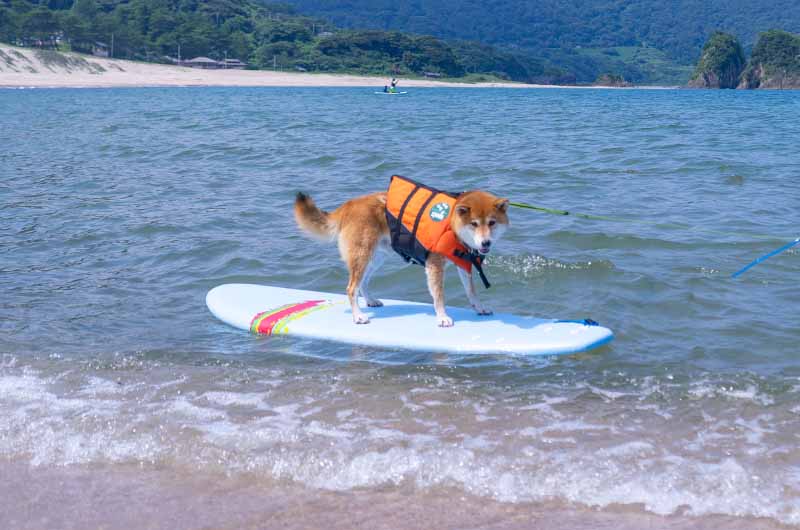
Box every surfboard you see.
[374,91,408,95]
[206,284,613,355]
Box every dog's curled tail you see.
[294,192,337,241]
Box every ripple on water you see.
[1,87,799,525]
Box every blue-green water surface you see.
[1,87,799,526]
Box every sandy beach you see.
[0,44,554,89]
[0,44,678,89]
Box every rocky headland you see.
[690,29,800,89]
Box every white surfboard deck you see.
[207,284,613,355]
[374,91,408,95]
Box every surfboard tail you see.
[294,192,337,241]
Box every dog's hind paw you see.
[473,304,493,316]
[366,298,383,307]
[437,315,454,327]
[353,313,371,324]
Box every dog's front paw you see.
[437,315,454,327]
[353,313,370,324]
[366,298,383,307]
[473,304,493,316]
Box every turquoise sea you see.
[1,87,799,529]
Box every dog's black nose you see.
[481,240,491,248]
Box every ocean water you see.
[1,86,799,529]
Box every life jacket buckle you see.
[453,249,491,289]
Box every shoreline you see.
[2,462,789,530]
[0,44,677,90]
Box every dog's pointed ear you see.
[495,198,509,213]
[455,204,470,216]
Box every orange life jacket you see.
[385,175,490,288]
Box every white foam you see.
[460,435,497,450]
[76,376,125,396]
[0,374,51,403]
[723,385,774,405]
[306,421,353,440]
[596,440,655,457]
[0,373,158,467]
[519,419,615,439]
[336,409,354,420]
[0,373,120,417]
[366,428,406,441]
[166,397,227,421]
[538,436,577,445]
[689,381,774,405]
[399,394,424,412]
[518,427,540,438]
[2,369,798,526]
[201,391,268,409]
[519,395,569,410]
[734,416,775,446]
[588,385,631,401]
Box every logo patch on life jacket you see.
[429,202,451,222]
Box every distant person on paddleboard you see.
[389,78,398,93]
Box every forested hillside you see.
[7,0,793,84]
[284,0,800,82]
[0,0,564,81]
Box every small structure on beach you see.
[182,57,220,69]
[92,42,109,58]
[179,57,248,69]
[220,58,247,69]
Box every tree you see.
[60,12,94,52]
[0,7,18,43]
[71,0,97,21]
[47,0,73,11]
[148,8,178,40]
[21,7,59,44]
[226,30,251,61]
[254,40,298,67]
[264,21,311,43]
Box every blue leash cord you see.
[731,238,800,278]
[508,201,797,279]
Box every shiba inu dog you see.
[294,176,509,327]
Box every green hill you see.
[0,0,566,82]
[283,0,800,84]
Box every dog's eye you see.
[470,220,479,228]
[488,219,496,227]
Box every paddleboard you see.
[206,284,613,355]
[374,91,408,95]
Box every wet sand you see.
[2,462,789,530]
